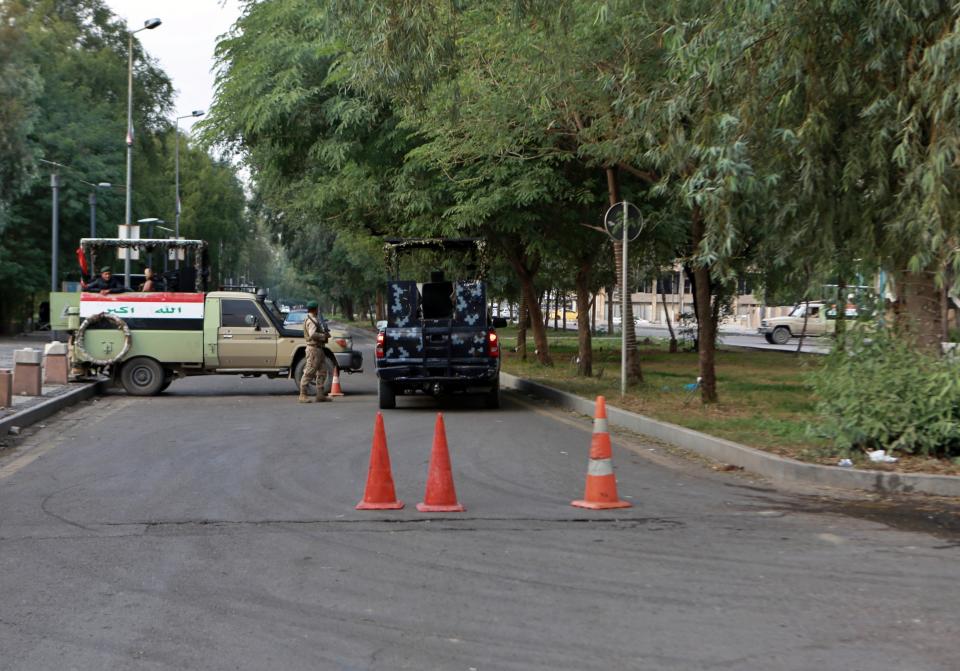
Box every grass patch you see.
[500,327,960,474]
[499,326,827,459]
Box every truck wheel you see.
[293,355,336,395]
[120,357,165,396]
[378,379,396,409]
[485,377,501,409]
[771,326,791,345]
[764,333,775,344]
[323,355,335,395]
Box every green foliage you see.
[0,0,249,332]
[810,330,960,458]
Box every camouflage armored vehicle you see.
[374,238,506,409]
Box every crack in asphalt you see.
[0,516,684,542]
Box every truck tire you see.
[378,379,396,409]
[75,312,131,366]
[764,333,775,344]
[120,357,165,396]
[293,355,335,396]
[485,377,501,409]
[771,326,791,345]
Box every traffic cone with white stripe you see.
[417,413,465,512]
[572,396,632,510]
[329,367,345,397]
[356,412,404,510]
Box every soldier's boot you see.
[315,388,332,402]
[298,382,313,403]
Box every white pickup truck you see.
[758,302,858,344]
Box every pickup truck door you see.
[806,305,827,334]
[217,298,277,368]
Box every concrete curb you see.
[500,372,960,497]
[0,381,107,437]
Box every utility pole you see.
[50,173,60,292]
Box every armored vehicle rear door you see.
[451,280,489,359]
[383,281,422,360]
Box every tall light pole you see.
[50,172,60,292]
[124,17,162,288]
[81,181,114,238]
[175,109,205,269]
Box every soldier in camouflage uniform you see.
[299,300,331,403]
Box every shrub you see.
[808,329,960,458]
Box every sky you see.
[104,0,244,134]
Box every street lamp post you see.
[84,182,113,238]
[124,17,162,288]
[137,217,165,269]
[50,173,60,292]
[175,109,205,269]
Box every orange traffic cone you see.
[417,413,465,512]
[572,396,632,510]
[329,367,345,397]
[356,412,404,510]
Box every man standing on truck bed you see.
[299,300,331,403]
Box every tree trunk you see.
[517,293,527,361]
[606,285,613,335]
[340,297,355,322]
[375,288,385,321]
[575,262,593,376]
[834,276,847,347]
[554,288,560,331]
[692,207,717,403]
[505,247,552,366]
[796,298,810,354]
[591,292,597,336]
[660,282,678,353]
[897,269,943,354]
[684,264,698,351]
[521,275,552,365]
[941,283,950,344]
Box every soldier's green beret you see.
[306,300,319,310]
[100,266,112,273]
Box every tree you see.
[0,0,175,332]
[201,0,411,314]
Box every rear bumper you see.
[377,361,499,389]
[334,351,363,373]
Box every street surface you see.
[1,344,957,670]
[540,322,830,354]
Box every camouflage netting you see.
[80,238,208,292]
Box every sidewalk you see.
[0,334,97,430]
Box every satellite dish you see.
[603,201,644,242]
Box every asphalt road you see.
[1,347,957,670]
[568,322,830,354]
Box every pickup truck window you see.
[221,299,265,327]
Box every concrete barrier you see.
[500,372,960,497]
[43,341,69,385]
[12,349,42,396]
[0,369,11,408]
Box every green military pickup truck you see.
[50,238,361,396]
